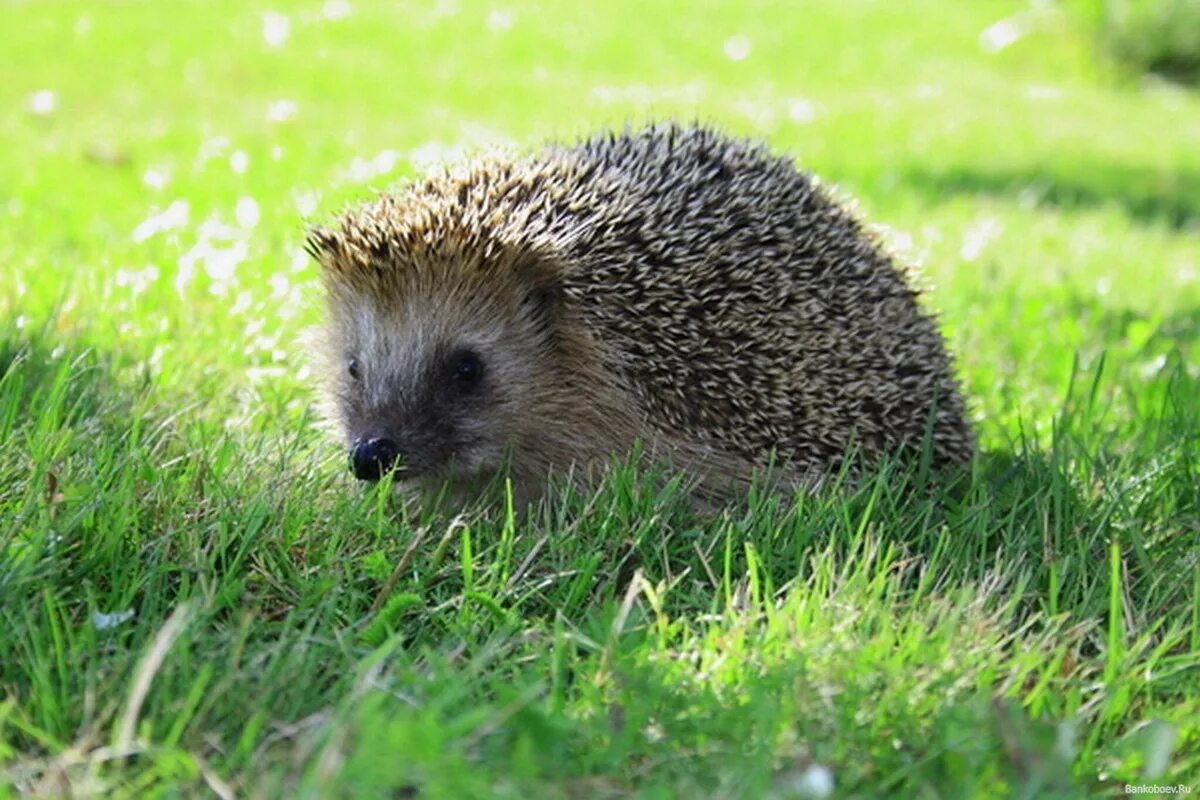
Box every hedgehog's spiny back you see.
[548,124,974,471]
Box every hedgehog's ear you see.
[522,282,562,336]
[516,254,564,334]
[304,225,338,266]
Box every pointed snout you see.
[350,437,402,482]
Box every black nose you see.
[350,437,401,481]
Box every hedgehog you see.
[307,123,973,506]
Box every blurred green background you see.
[2,1,1198,796]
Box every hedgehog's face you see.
[326,277,560,495]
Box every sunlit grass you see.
[1,0,1198,796]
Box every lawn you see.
[1,0,1198,796]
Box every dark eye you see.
[347,357,361,380]
[452,351,483,387]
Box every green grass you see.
[1072,0,1200,83]
[2,0,1199,796]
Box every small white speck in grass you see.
[1140,354,1169,380]
[245,317,283,359]
[175,259,196,296]
[794,764,834,798]
[115,265,161,298]
[149,344,166,374]
[203,242,248,293]
[322,0,353,20]
[786,97,816,124]
[132,200,190,243]
[93,609,135,631]
[75,14,93,36]
[261,11,291,48]
[15,315,28,330]
[1025,84,1063,101]
[267,98,298,123]
[196,135,231,167]
[142,166,171,190]
[235,196,261,228]
[26,89,58,116]
[293,190,320,217]
[487,8,515,32]
[979,17,1022,53]
[230,150,250,174]
[723,34,752,61]
[269,273,291,297]
[231,291,254,316]
[960,217,1002,262]
[197,215,238,244]
[177,214,251,296]
[290,247,311,272]
[772,764,834,799]
[1096,276,1111,296]
[642,722,665,743]
[1017,185,1043,209]
[342,149,400,183]
[247,366,288,382]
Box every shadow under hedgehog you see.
[306,123,974,507]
